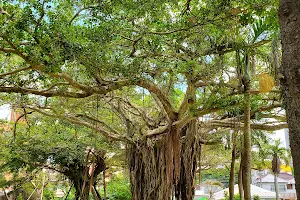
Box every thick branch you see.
[107,96,156,128]
[145,125,169,137]
[207,120,288,131]
[26,106,132,143]
[137,80,177,120]
[0,86,92,98]
[0,66,33,78]
[0,47,18,54]
[250,103,282,116]
[178,84,193,118]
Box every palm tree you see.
[261,139,289,200]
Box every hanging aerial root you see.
[175,119,201,200]
[128,128,181,200]
[129,120,202,200]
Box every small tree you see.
[0,117,110,200]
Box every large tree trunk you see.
[129,127,181,200]
[279,1,300,198]
[129,121,200,200]
[175,119,200,200]
[229,132,237,200]
[242,81,251,200]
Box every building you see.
[194,183,222,200]
[213,184,277,200]
[254,173,296,200]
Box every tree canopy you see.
[0,0,289,199]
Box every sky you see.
[0,104,10,121]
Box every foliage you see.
[253,195,261,200]
[103,174,132,200]
[224,191,240,200]
[0,0,286,199]
[0,115,122,199]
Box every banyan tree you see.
[0,0,288,199]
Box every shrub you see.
[253,195,261,200]
[103,174,131,200]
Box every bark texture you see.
[129,121,200,200]
[242,82,251,200]
[175,120,200,200]
[279,1,300,198]
[129,128,181,200]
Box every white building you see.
[253,173,296,200]
[213,184,277,200]
[194,183,222,200]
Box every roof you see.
[258,174,287,183]
[287,178,295,184]
[278,172,294,181]
[213,184,277,200]
[195,190,210,197]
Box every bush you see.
[103,174,131,200]
[253,195,261,200]
[224,192,240,200]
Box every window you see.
[271,185,275,191]
[287,184,293,189]
[279,185,286,191]
[271,185,286,191]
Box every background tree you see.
[0,115,120,200]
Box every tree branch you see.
[75,113,121,136]
[33,0,46,44]
[207,120,288,131]
[0,86,92,98]
[137,80,177,121]
[130,36,143,57]
[145,125,169,137]
[25,105,133,143]
[106,96,156,128]
[69,6,98,25]
[147,17,224,35]
[12,111,34,139]
[0,46,18,54]
[0,66,33,78]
